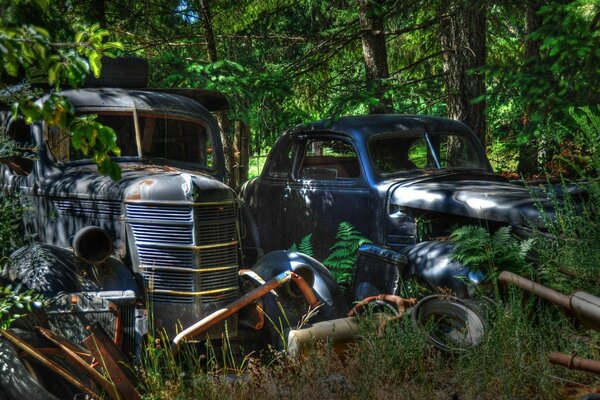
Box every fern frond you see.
[289,233,314,257]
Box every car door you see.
[285,134,371,260]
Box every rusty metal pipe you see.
[172,270,317,355]
[498,271,571,309]
[290,272,320,308]
[548,352,600,374]
[348,294,416,317]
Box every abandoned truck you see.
[0,79,355,398]
[238,115,569,296]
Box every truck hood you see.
[388,172,554,228]
[43,163,234,203]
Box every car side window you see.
[4,118,35,175]
[267,140,296,178]
[298,138,359,180]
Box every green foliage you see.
[289,222,371,287]
[322,222,371,287]
[0,191,28,259]
[450,225,533,276]
[0,5,124,179]
[289,233,313,257]
[534,106,600,295]
[0,284,43,329]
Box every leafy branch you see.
[1,21,124,179]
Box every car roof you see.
[288,114,474,141]
[40,88,215,119]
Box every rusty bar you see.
[172,270,293,354]
[290,273,320,308]
[498,271,571,309]
[83,323,141,400]
[348,294,417,317]
[37,327,121,400]
[0,329,99,399]
[549,352,600,374]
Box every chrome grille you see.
[126,204,192,222]
[201,290,238,304]
[195,204,236,222]
[200,267,238,291]
[198,245,239,269]
[197,223,238,245]
[127,202,239,304]
[131,223,193,245]
[137,247,194,268]
[143,269,194,292]
[149,293,194,304]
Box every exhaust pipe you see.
[73,226,113,264]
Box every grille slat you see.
[131,225,193,245]
[54,199,121,218]
[126,204,192,222]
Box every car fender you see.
[399,241,484,298]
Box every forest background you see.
[1,0,598,188]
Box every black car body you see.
[239,114,556,267]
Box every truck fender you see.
[399,241,484,299]
[250,251,349,346]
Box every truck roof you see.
[289,114,475,140]
[40,87,226,118]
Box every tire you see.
[7,244,80,297]
[84,56,149,88]
[0,329,88,400]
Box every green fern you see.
[450,225,532,274]
[323,222,371,287]
[289,233,314,257]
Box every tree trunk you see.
[88,0,106,27]
[439,0,487,146]
[198,0,239,187]
[357,0,393,114]
[517,0,544,177]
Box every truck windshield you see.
[47,112,214,168]
[369,132,487,175]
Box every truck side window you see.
[298,138,359,180]
[5,119,34,175]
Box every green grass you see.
[139,292,600,400]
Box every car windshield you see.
[47,111,214,168]
[369,132,487,175]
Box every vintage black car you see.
[239,114,555,263]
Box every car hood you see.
[387,172,554,228]
[43,162,234,203]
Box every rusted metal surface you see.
[290,272,320,308]
[37,327,121,400]
[549,352,600,374]
[0,329,99,399]
[498,271,571,309]
[570,292,600,332]
[172,270,318,354]
[83,323,141,400]
[348,294,416,317]
[287,314,393,359]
